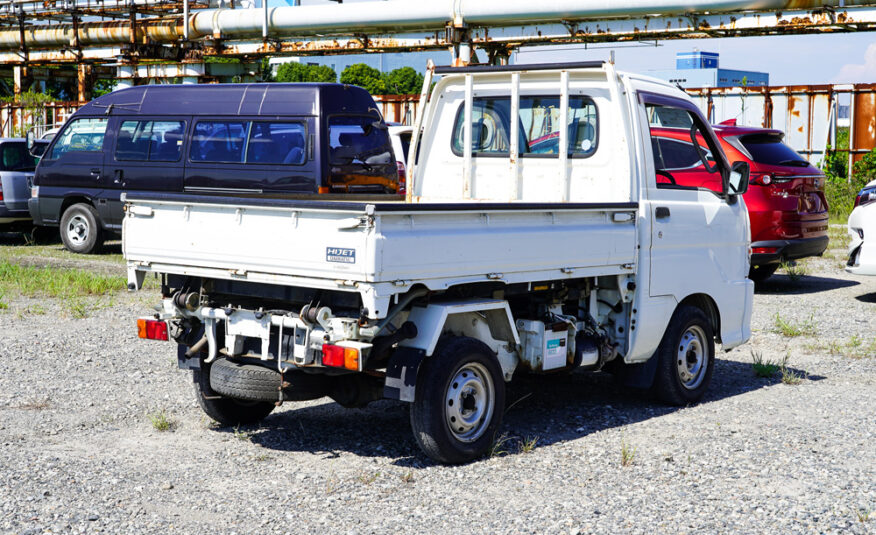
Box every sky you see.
[289,0,876,86]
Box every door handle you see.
[655,206,671,219]
[90,168,101,176]
[113,169,123,184]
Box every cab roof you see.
[74,83,377,118]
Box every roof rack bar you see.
[433,61,606,75]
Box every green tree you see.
[340,63,386,95]
[92,79,118,98]
[385,66,424,95]
[275,62,336,83]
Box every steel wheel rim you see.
[676,325,708,390]
[66,214,89,245]
[445,362,494,443]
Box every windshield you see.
[739,133,809,167]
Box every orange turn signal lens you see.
[322,344,361,371]
[343,347,360,371]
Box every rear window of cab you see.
[450,95,598,158]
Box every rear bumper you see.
[750,235,830,266]
[28,197,45,226]
[0,204,31,227]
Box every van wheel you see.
[60,203,104,254]
[653,305,715,406]
[748,264,778,283]
[409,337,505,464]
[193,361,274,426]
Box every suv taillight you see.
[750,173,772,186]
[854,186,876,208]
[396,161,406,195]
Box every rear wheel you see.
[653,305,715,406]
[748,264,778,283]
[59,203,103,254]
[193,360,274,426]
[410,337,505,464]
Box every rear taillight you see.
[752,247,778,255]
[137,318,168,341]
[750,173,772,186]
[0,183,3,202]
[321,344,360,371]
[396,161,406,195]
[854,187,876,208]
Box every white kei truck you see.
[125,61,754,464]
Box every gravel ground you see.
[0,238,874,534]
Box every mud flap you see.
[617,354,658,389]
[177,344,201,370]
[383,347,426,402]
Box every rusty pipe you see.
[0,0,873,51]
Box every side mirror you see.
[26,130,35,151]
[30,139,49,158]
[727,161,750,196]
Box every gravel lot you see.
[0,235,874,534]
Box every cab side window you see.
[116,120,186,162]
[647,104,722,193]
[50,118,109,160]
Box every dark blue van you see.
[29,83,398,253]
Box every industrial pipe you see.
[0,0,871,51]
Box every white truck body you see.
[125,62,754,463]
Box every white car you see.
[388,124,413,193]
[847,179,876,275]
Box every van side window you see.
[50,118,108,160]
[451,97,511,156]
[190,121,247,163]
[246,122,307,165]
[646,104,722,194]
[116,120,186,162]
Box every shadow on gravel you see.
[854,292,876,304]
[755,274,858,295]
[235,358,820,467]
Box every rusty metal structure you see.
[1,0,876,96]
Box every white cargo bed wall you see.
[124,198,377,283]
[125,197,638,290]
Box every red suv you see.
[651,120,829,282]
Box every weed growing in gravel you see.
[489,433,512,458]
[620,438,636,467]
[253,454,270,462]
[325,470,338,494]
[148,410,175,432]
[15,399,50,410]
[0,292,7,310]
[780,260,808,281]
[751,350,781,378]
[857,508,872,523]
[357,471,380,485]
[519,436,539,453]
[232,426,252,442]
[401,471,415,484]
[810,337,876,359]
[773,313,816,337]
[778,354,805,385]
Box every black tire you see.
[59,203,104,254]
[653,305,715,406]
[209,358,283,402]
[193,360,274,427]
[409,337,505,464]
[748,264,778,283]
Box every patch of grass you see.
[148,410,175,432]
[813,337,876,359]
[856,508,872,523]
[751,350,781,378]
[0,260,126,299]
[773,313,816,337]
[519,435,539,454]
[620,437,636,467]
[489,433,512,458]
[0,296,7,311]
[253,454,270,462]
[401,471,415,484]
[781,366,804,385]
[780,260,808,281]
